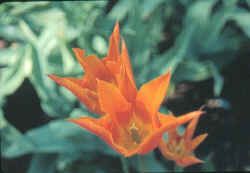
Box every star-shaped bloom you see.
[49,22,204,157]
[158,113,208,167]
[68,71,204,157]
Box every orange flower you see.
[158,113,208,167]
[48,22,135,115]
[68,72,204,157]
[49,22,204,157]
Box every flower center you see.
[129,123,141,144]
[167,138,186,156]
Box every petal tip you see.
[73,48,85,59]
[67,118,79,124]
[166,70,171,75]
[193,110,206,117]
[200,133,208,141]
[199,110,206,116]
[47,74,52,78]
[66,118,74,122]
[114,21,120,32]
[47,74,61,81]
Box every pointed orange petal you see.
[135,111,203,155]
[82,73,99,91]
[158,113,180,141]
[159,139,203,168]
[59,77,86,88]
[190,133,208,152]
[105,61,121,75]
[48,75,103,114]
[73,48,112,81]
[83,54,113,82]
[134,99,153,125]
[113,21,120,49]
[105,60,137,102]
[107,35,119,61]
[97,79,132,127]
[73,48,86,69]
[136,71,171,124]
[175,155,203,168]
[157,112,176,127]
[158,139,178,161]
[107,22,120,61]
[61,76,94,90]
[73,48,114,89]
[184,114,201,142]
[68,116,128,155]
[158,112,176,122]
[116,64,137,102]
[120,39,136,88]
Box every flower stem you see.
[120,156,130,173]
[174,165,184,172]
[138,155,145,173]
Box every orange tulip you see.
[158,113,208,167]
[68,71,204,157]
[49,22,204,157]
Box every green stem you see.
[120,156,130,173]
[138,155,145,173]
[174,165,184,172]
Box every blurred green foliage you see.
[1,0,250,172]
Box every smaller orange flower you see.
[158,113,208,167]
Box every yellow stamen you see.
[129,123,141,144]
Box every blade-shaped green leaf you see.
[0,45,30,99]
[27,154,57,173]
[2,118,118,158]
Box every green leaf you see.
[19,20,38,46]
[28,44,74,118]
[174,165,184,172]
[56,152,83,172]
[108,0,133,20]
[141,0,167,18]
[28,8,65,28]
[2,119,118,157]
[185,0,217,26]
[247,0,250,6]
[38,26,58,57]
[59,41,76,74]
[0,25,23,41]
[9,2,50,16]
[27,154,57,173]
[172,58,211,83]
[0,45,30,99]
[159,25,195,75]
[92,35,108,56]
[231,8,250,38]
[1,112,35,158]
[208,62,224,96]
[0,108,7,129]
[202,153,216,171]
[130,152,168,172]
